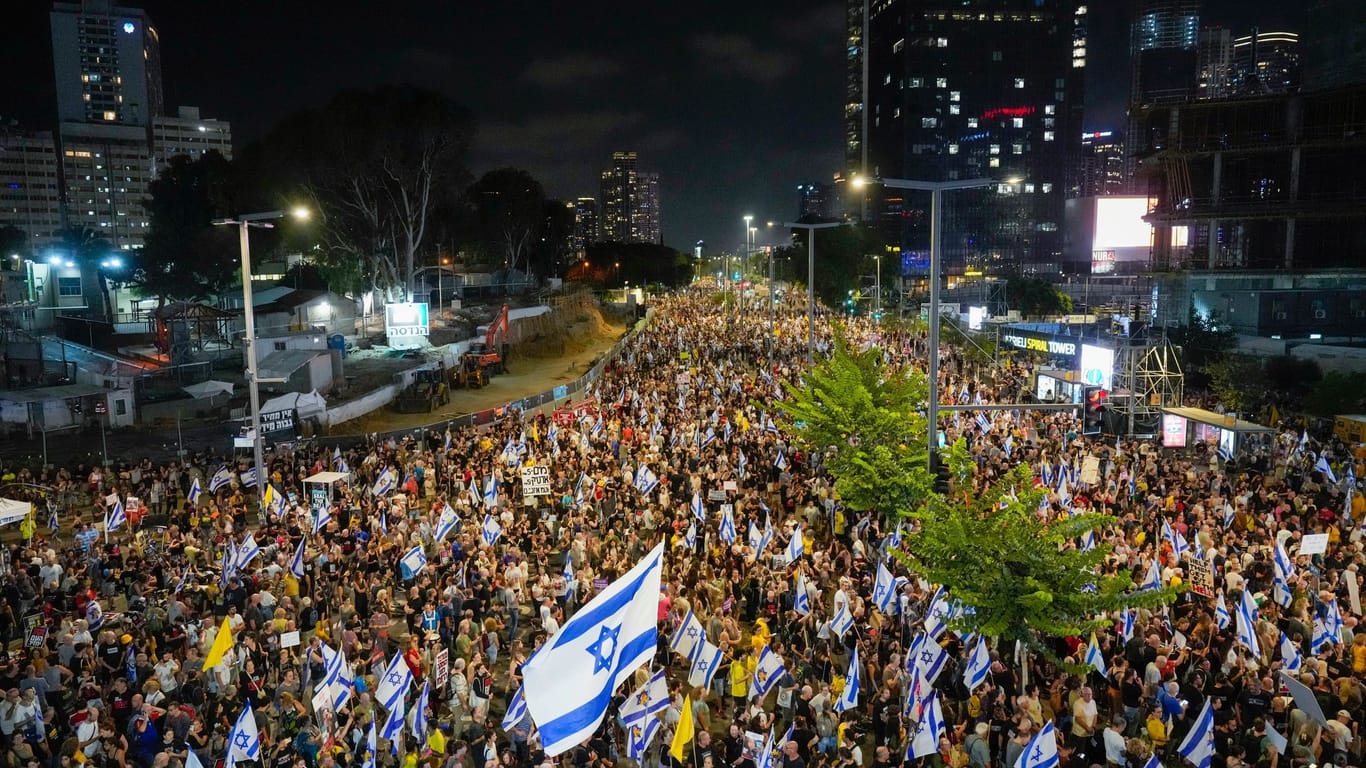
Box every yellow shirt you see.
[729,657,751,697]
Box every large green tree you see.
[468,168,545,276]
[246,86,475,298]
[137,151,243,304]
[790,224,884,309]
[1005,274,1073,317]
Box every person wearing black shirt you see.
[1236,677,1271,725]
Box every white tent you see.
[0,498,32,527]
[183,380,235,399]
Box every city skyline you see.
[4,0,1307,254]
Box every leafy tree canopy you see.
[138,151,242,303]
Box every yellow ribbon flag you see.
[670,694,695,762]
[202,616,235,669]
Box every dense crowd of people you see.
[0,285,1361,768]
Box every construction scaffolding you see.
[1111,337,1184,436]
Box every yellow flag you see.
[202,616,235,669]
[670,694,695,761]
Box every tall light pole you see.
[856,176,994,464]
[873,253,881,320]
[783,221,846,365]
[212,207,310,521]
[765,221,777,364]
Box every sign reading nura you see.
[384,303,430,350]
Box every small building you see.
[252,289,356,337]
[0,383,134,439]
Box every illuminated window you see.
[1024,183,1035,193]
[1073,58,1085,68]
[921,117,937,128]
[103,111,116,121]
[909,77,923,88]
[1045,104,1056,115]
[894,107,901,118]
[949,104,960,115]
[937,37,948,47]
[967,118,978,128]
[1012,143,1023,154]
[990,144,1000,155]
[1014,78,1025,88]
[950,91,960,102]
[948,144,959,154]
[1044,131,1055,141]
[989,157,1000,168]
[936,77,947,88]
[1012,117,1024,128]
[1042,183,1053,193]
[884,73,891,85]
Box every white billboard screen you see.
[1079,344,1114,390]
[1092,197,1152,250]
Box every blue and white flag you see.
[239,468,258,489]
[1162,518,1188,560]
[1121,607,1136,642]
[833,646,860,713]
[1323,597,1345,639]
[1084,633,1106,676]
[963,637,991,691]
[483,476,499,509]
[670,609,705,661]
[701,427,716,447]
[793,571,811,616]
[1142,754,1160,768]
[1236,589,1261,657]
[908,690,944,759]
[774,451,787,471]
[1273,540,1295,581]
[521,543,665,757]
[410,680,430,740]
[106,499,127,532]
[209,466,234,493]
[376,653,413,711]
[126,644,137,683]
[1177,699,1215,768]
[910,634,948,686]
[226,702,262,768]
[499,685,529,733]
[1278,632,1302,672]
[362,714,377,768]
[481,515,503,547]
[400,546,427,580]
[1315,454,1337,484]
[313,501,332,534]
[620,669,669,726]
[872,560,896,614]
[563,556,574,585]
[719,506,737,545]
[924,589,953,640]
[319,643,353,710]
[691,493,706,522]
[1014,721,1058,768]
[1079,530,1096,552]
[234,534,260,571]
[688,640,724,688]
[785,525,804,563]
[187,478,202,507]
[371,468,395,497]
[829,602,854,639]
[625,716,663,763]
[633,465,659,496]
[1311,618,1335,654]
[751,645,787,698]
[681,521,697,550]
[381,688,404,754]
[1139,560,1162,591]
[753,729,775,768]
[1214,592,1231,630]
[434,504,460,543]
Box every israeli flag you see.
[1121,607,1136,642]
[872,560,896,614]
[313,502,332,534]
[481,515,503,547]
[483,476,498,509]
[687,639,724,687]
[619,669,669,725]
[1311,617,1335,654]
[501,685,529,732]
[106,499,127,532]
[1139,560,1162,591]
[924,589,952,639]
[591,415,604,438]
[400,546,427,580]
[1278,632,1302,672]
[187,478,202,507]
[1315,454,1336,484]
[363,714,377,768]
[410,680,430,740]
[1273,571,1293,609]
[785,525,804,563]
[380,690,405,754]
[376,653,413,711]
[1236,589,1261,657]
[209,466,234,493]
[434,504,460,543]
[670,609,705,661]
[751,645,787,698]
[719,506,737,545]
[1084,633,1106,676]
[701,427,716,447]
[233,534,260,571]
[1214,592,1231,630]
[833,646,859,713]
[910,634,948,685]
[753,729,775,768]
[240,468,258,488]
[633,465,659,496]
[320,643,353,711]
[1162,518,1188,560]
[1273,540,1295,581]
[774,451,788,471]
[829,602,854,639]
[793,571,811,616]
[625,717,663,762]
[1323,597,1345,639]
[908,690,944,759]
[225,701,262,768]
[563,556,574,585]
[1177,699,1215,768]
[1014,721,1058,768]
[1142,755,1160,768]
[372,468,396,498]
[521,543,664,757]
[691,493,706,522]
[963,637,991,691]
[1079,530,1096,552]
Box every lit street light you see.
[211,207,310,522]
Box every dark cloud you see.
[691,33,798,83]
[520,53,623,89]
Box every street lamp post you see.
[212,207,309,522]
[783,221,845,365]
[862,177,995,464]
[741,215,753,318]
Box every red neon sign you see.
[982,106,1035,120]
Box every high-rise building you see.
[1128,1,1200,181]
[1196,26,1234,99]
[598,152,661,244]
[634,172,661,245]
[854,0,1087,273]
[845,0,867,175]
[58,122,154,249]
[1231,30,1301,95]
[1302,0,1366,91]
[569,198,598,252]
[0,130,64,250]
[151,106,233,169]
[796,183,836,221]
[1076,132,1127,198]
[50,0,163,128]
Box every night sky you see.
[6,0,1297,254]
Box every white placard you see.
[521,465,551,499]
[1298,533,1329,556]
[1347,571,1361,616]
[279,630,301,649]
[723,480,738,492]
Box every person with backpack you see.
[963,722,991,768]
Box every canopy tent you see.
[0,498,32,527]
[182,380,235,399]
[1160,407,1274,434]
[302,471,350,486]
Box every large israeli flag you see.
[786,525,804,563]
[1177,699,1216,768]
[1236,589,1261,658]
[963,636,991,691]
[226,702,261,768]
[907,690,944,759]
[209,466,234,493]
[872,560,896,614]
[833,646,859,713]
[793,571,811,616]
[751,645,787,698]
[522,542,664,757]
[1014,721,1058,768]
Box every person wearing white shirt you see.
[1103,718,1127,767]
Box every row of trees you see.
[780,331,1178,659]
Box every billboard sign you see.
[1162,414,1188,448]
[967,306,987,331]
[384,302,430,350]
[1079,344,1114,390]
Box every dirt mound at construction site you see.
[514,300,624,359]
